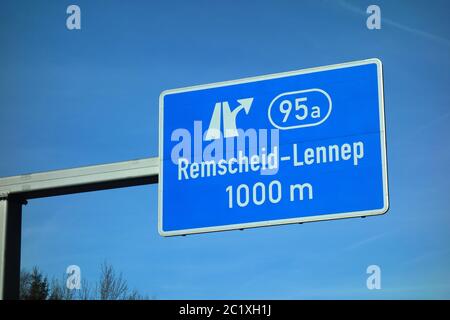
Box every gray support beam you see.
[0,198,23,300]
[0,199,6,300]
[0,157,159,299]
[0,157,159,199]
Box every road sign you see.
[159,58,388,236]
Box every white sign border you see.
[158,58,389,237]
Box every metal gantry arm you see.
[0,157,159,300]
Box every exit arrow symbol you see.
[205,97,254,141]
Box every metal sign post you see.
[0,158,159,299]
[0,198,23,300]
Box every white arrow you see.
[232,98,253,116]
[223,97,253,138]
[205,97,254,141]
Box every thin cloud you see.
[342,232,387,252]
[401,248,450,267]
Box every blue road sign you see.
[159,59,388,236]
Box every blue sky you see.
[1,0,449,299]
